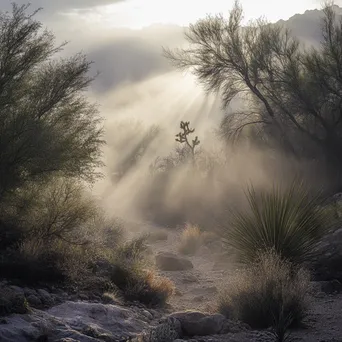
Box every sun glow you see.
[74,0,324,29]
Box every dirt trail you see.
[148,228,342,341]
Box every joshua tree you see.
[175,121,200,165]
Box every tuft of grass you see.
[125,270,175,307]
[109,236,174,307]
[218,250,310,333]
[220,180,331,265]
[102,291,122,305]
[178,224,202,255]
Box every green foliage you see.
[0,4,104,197]
[218,250,309,331]
[164,1,342,170]
[220,180,330,265]
[0,177,121,285]
[0,177,98,249]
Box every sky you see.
[0,0,336,109]
[0,0,332,29]
[0,0,339,203]
[78,0,325,29]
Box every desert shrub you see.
[124,270,174,307]
[0,237,99,285]
[0,288,29,316]
[0,177,99,250]
[0,177,107,285]
[0,4,104,198]
[218,250,310,332]
[220,180,331,265]
[109,236,151,290]
[178,224,202,255]
[109,236,173,307]
[0,244,67,284]
[94,215,126,248]
[102,291,122,305]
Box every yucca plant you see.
[220,180,331,265]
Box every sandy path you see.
[148,229,342,341]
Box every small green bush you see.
[218,250,310,333]
[220,180,331,265]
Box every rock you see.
[141,310,153,321]
[0,288,29,316]
[155,252,193,271]
[312,227,342,282]
[220,320,251,334]
[37,289,53,306]
[0,301,149,342]
[320,280,342,294]
[26,295,42,308]
[78,293,89,301]
[169,311,225,336]
[9,286,25,295]
[23,288,37,297]
[138,317,181,342]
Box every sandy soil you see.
[147,228,342,342]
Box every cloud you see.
[88,38,172,93]
[0,0,125,14]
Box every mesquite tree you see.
[0,4,104,197]
[164,1,342,174]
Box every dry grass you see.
[102,291,122,304]
[178,224,202,255]
[125,270,175,307]
[218,250,310,335]
[109,236,174,307]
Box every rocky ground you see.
[1,225,342,342]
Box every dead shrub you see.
[218,250,310,333]
[178,224,202,255]
[108,236,174,307]
[124,270,175,307]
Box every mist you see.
[25,1,335,228]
